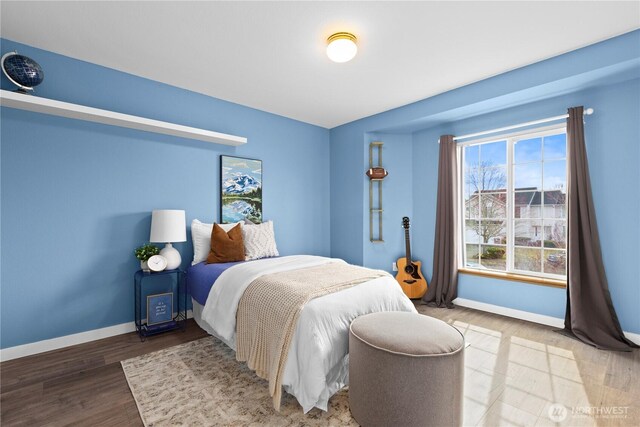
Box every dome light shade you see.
[326,32,358,63]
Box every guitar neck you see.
[404,228,412,264]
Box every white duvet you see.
[199,255,417,413]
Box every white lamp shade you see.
[326,33,358,63]
[150,210,186,243]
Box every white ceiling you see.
[1,2,638,128]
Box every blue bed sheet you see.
[186,261,244,306]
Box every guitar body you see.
[396,258,428,299]
[395,217,428,299]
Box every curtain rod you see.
[447,108,594,142]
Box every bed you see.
[187,254,417,413]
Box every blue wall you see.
[329,125,365,265]
[330,31,640,334]
[0,39,330,349]
[2,30,639,350]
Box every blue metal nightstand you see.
[134,268,187,341]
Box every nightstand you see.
[134,268,187,341]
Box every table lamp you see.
[150,209,186,270]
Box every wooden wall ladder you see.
[369,141,384,243]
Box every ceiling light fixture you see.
[326,32,358,63]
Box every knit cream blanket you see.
[236,262,386,411]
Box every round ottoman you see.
[349,312,465,427]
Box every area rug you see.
[121,337,357,426]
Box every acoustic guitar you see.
[395,217,428,299]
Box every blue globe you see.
[2,53,44,90]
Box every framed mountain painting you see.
[220,155,262,223]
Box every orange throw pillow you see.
[206,223,245,264]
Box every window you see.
[462,126,567,280]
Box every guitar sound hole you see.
[404,265,415,274]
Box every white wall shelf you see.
[0,89,247,146]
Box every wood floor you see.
[0,320,208,426]
[1,307,638,426]
[417,304,640,426]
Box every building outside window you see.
[461,126,567,279]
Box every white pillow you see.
[242,220,279,261]
[191,219,241,265]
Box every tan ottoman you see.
[349,312,465,427]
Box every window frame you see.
[459,124,568,282]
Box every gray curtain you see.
[423,135,458,308]
[560,106,638,351]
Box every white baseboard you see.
[453,298,565,328]
[3,301,637,362]
[628,331,640,345]
[0,311,193,362]
[453,298,639,345]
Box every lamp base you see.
[160,243,181,270]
